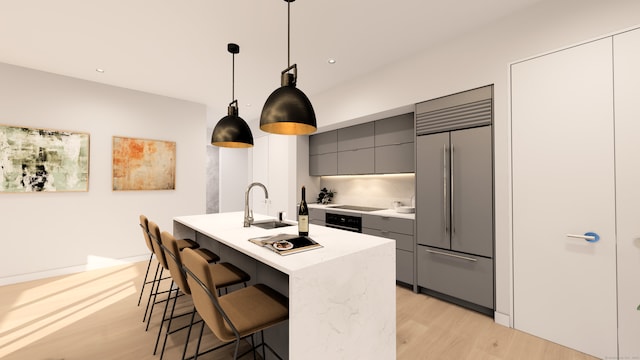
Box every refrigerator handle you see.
[443,144,448,235]
[451,143,455,236]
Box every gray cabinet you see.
[415,85,494,311]
[337,123,374,151]
[337,123,375,174]
[338,148,374,175]
[374,113,414,145]
[309,130,338,176]
[375,113,414,174]
[309,114,415,176]
[309,130,337,155]
[362,214,414,285]
[310,153,337,176]
[375,142,414,174]
[309,208,325,226]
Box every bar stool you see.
[138,215,172,307]
[157,230,250,360]
[181,247,289,360]
[145,220,204,330]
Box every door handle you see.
[425,249,477,262]
[450,143,455,236]
[566,232,600,243]
[443,144,448,236]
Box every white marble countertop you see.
[173,211,397,360]
[309,203,415,220]
[173,211,395,275]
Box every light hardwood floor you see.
[0,261,596,360]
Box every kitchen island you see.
[173,212,396,360]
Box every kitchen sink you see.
[251,220,295,229]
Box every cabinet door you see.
[337,122,374,151]
[450,126,492,257]
[613,28,640,359]
[375,142,414,174]
[374,113,414,146]
[511,37,617,359]
[416,132,450,249]
[337,148,374,175]
[309,130,337,155]
[396,249,414,285]
[309,153,337,176]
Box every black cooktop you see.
[328,205,386,212]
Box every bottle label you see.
[298,215,309,233]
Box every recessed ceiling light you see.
[328,59,336,64]
[95,68,105,73]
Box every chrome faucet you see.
[244,182,269,227]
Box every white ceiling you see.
[0,0,544,127]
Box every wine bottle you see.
[298,186,309,236]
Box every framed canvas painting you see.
[112,136,176,191]
[0,124,90,193]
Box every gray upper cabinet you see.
[309,130,338,176]
[338,116,374,175]
[338,148,374,174]
[374,113,414,146]
[309,130,337,155]
[337,123,374,151]
[310,153,337,176]
[374,113,414,173]
[338,122,376,175]
[309,113,416,176]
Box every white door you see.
[614,28,640,359]
[511,38,618,358]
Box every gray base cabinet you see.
[362,214,414,285]
[309,208,325,226]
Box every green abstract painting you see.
[0,124,90,192]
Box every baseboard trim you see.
[0,254,149,286]
[494,311,511,327]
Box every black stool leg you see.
[137,253,154,306]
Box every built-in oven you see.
[325,212,362,233]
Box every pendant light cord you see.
[287,0,291,68]
[231,51,235,102]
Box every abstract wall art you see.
[112,136,176,191]
[0,124,90,193]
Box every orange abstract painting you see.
[112,136,175,190]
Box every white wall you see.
[0,63,207,284]
[309,0,640,323]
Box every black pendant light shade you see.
[212,100,254,148]
[261,65,317,135]
[259,0,317,135]
[212,43,254,148]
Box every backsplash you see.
[319,174,414,210]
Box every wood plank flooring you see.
[0,260,596,360]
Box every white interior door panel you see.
[511,37,617,359]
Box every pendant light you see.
[260,0,317,135]
[211,43,254,148]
